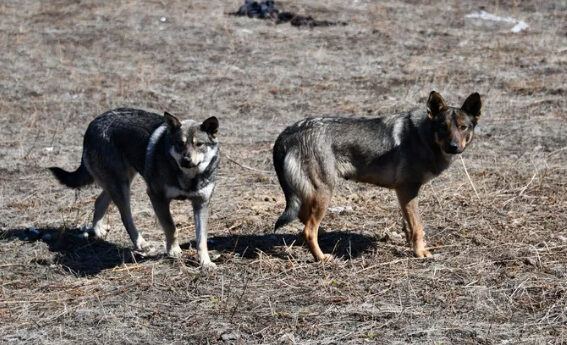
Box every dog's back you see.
[84,109,164,176]
[50,109,164,188]
[273,111,445,196]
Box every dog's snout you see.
[445,141,462,154]
[180,156,196,168]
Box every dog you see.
[49,108,220,268]
[273,91,482,261]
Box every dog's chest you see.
[165,182,214,201]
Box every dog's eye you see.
[459,125,468,131]
[196,142,204,147]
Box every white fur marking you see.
[144,124,168,177]
[197,146,218,174]
[168,145,217,179]
[393,118,405,146]
[283,152,313,196]
[165,182,214,200]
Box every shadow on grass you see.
[0,227,157,276]
[187,230,379,262]
[0,227,380,275]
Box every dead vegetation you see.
[1,0,566,343]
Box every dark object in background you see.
[230,0,347,27]
[287,14,347,27]
[233,0,279,19]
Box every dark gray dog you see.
[50,108,219,268]
[273,91,482,261]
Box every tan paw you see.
[414,248,432,258]
[318,253,335,263]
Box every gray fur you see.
[273,111,448,230]
[273,91,482,259]
[49,108,220,268]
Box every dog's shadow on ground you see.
[190,230,378,262]
[0,227,158,276]
[0,228,379,276]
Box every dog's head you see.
[427,91,482,155]
[164,112,219,172]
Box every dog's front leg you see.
[192,200,216,269]
[148,193,182,258]
[395,185,432,258]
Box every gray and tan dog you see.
[50,108,220,268]
[273,91,482,261]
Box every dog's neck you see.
[417,118,454,175]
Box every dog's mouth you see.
[180,157,200,169]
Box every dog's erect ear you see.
[461,92,482,125]
[426,91,448,119]
[164,112,181,131]
[200,116,219,138]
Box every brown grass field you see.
[1,0,566,343]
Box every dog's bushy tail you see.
[274,195,300,232]
[49,161,93,189]
[273,139,301,232]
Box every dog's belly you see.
[337,159,399,189]
[351,174,397,189]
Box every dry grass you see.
[1,0,567,343]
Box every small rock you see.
[328,205,353,213]
[524,257,537,267]
[390,232,403,239]
[220,331,240,341]
[279,333,296,344]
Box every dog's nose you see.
[446,142,461,154]
[180,156,196,168]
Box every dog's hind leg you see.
[92,191,111,238]
[300,192,333,262]
[148,193,181,258]
[395,185,431,258]
[107,183,149,252]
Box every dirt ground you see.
[1,0,566,344]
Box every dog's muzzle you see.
[445,142,464,154]
[180,156,199,168]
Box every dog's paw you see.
[134,237,151,252]
[414,248,432,258]
[201,261,217,270]
[319,253,335,263]
[167,245,183,258]
[92,223,110,238]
